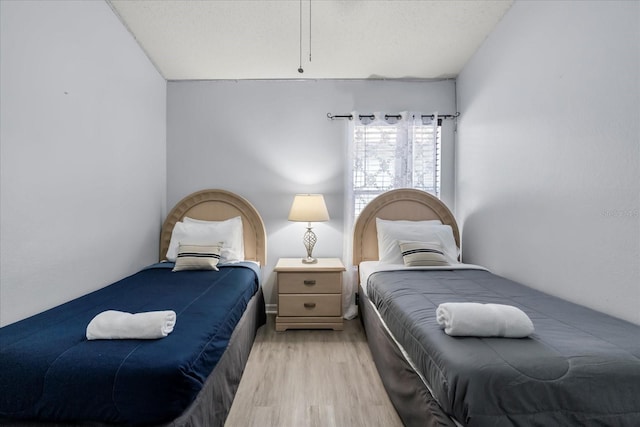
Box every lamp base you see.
[302,226,318,264]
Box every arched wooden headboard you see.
[160,189,267,265]
[352,188,459,265]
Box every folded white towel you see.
[86,310,176,340]
[436,302,534,338]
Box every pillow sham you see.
[376,218,457,264]
[172,243,222,272]
[399,241,450,267]
[166,217,244,263]
[182,216,244,262]
[184,216,228,225]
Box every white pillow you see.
[184,216,228,225]
[183,216,244,262]
[376,218,457,264]
[172,244,222,272]
[166,216,244,263]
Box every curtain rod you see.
[326,112,459,121]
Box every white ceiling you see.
[108,0,513,81]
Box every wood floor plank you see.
[225,315,403,427]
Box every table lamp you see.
[288,194,330,263]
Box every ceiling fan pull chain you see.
[298,0,304,73]
[309,0,312,63]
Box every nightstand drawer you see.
[278,272,341,294]
[278,294,342,317]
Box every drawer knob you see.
[303,280,317,286]
[303,302,316,308]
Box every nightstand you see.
[275,258,345,331]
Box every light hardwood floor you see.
[225,315,403,427]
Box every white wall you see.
[456,0,639,324]
[0,1,167,326]
[167,79,456,307]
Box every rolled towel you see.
[436,302,534,338]
[86,310,176,340]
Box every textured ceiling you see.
[108,0,513,81]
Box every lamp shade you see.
[288,194,330,222]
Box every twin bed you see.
[0,189,267,427]
[354,189,640,426]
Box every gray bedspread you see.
[367,269,640,426]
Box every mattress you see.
[365,264,640,426]
[0,262,260,425]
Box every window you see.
[351,114,441,218]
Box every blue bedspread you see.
[0,262,260,425]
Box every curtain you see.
[411,112,440,198]
[342,111,439,319]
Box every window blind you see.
[352,118,441,218]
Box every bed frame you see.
[5,189,267,427]
[353,188,460,427]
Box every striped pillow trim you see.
[173,243,222,271]
[399,241,449,267]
